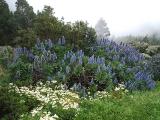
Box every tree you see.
[14,28,36,48]
[34,5,61,40]
[14,0,35,29]
[142,35,149,43]
[41,5,54,17]
[13,0,36,47]
[0,1,96,48]
[0,0,16,45]
[72,21,96,49]
[34,6,96,48]
[95,18,110,39]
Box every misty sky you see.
[6,0,160,36]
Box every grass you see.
[75,82,160,120]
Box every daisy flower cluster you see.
[9,82,79,119]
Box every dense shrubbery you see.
[43,104,77,120]
[0,86,40,120]
[118,35,160,56]
[0,46,13,68]
[118,34,160,81]
[118,34,160,46]
[9,58,33,86]
[149,54,160,81]
[1,37,155,97]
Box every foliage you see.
[149,54,160,81]
[1,1,160,119]
[34,6,96,49]
[44,104,77,120]
[0,0,16,45]
[0,46,13,68]
[118,34,160,46]
[143,34,160,45]
[0,0,156,95]
[72,21,97,49]
[0,1,96,48]
[33,6,59,40]
[5,38,155,97]
[0,67,10,86]
[0,86,40,120]
[33,5,96,49]
[13,28,36,48]
[9,58,33,86]
[14,0,35,29]
[75,82,160,120]
[118,34,160,56]
[146,45,160,56]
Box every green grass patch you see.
[75,82,160,120]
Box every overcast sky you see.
[6,0,160,36]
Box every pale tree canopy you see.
[95,18,110,39]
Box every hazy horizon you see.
[6,0,160,37]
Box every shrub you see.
[149,54,160,81]
[146,45,160,56]
[44,104,77,120]
[0,86,40,120]
[9,58,33,86]
[0,46,13,68]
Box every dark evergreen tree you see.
[34,6,59,40]
[14,0,35,29]
[0,0,16,45]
